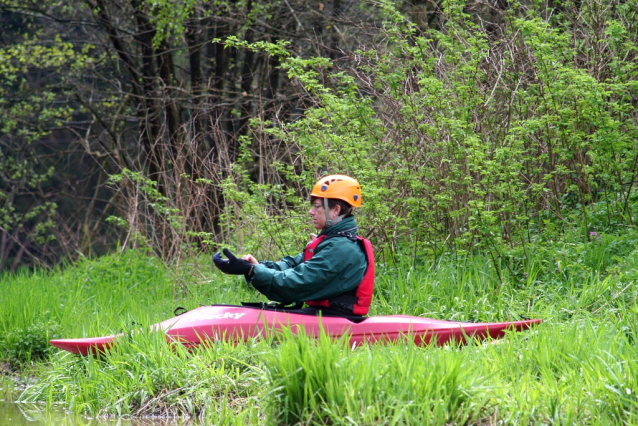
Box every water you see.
[0,400,195,425]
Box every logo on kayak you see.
[204,312,247,320]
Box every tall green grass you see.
[261,318,638,425]
[20,330,263,422]
[264,328,486,425]
[1,232,638,424]
[0,251,257,366]
[12,317,638,424]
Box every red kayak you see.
[50,305,541,356]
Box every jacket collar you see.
[320,216,358,237]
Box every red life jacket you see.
[303,233,375,316]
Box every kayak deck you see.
[50,305,541,355]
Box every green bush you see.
[1,321,60,366]
[216,0,638,261]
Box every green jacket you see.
[248,216,367,304]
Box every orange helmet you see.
[310,174,362,207]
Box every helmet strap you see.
[324,197,345,228]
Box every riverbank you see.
[2,233,638,424]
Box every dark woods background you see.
[1,0,637,271]
[1,0,377,269]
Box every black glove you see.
[213,248,254,275]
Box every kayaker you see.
[214,174,375,316]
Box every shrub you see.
[1,321,60,367]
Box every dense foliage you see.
[226,0,638,262]
[1,0,637,270]
[0,0,385,269]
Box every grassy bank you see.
[2,233,638,424]
[0,251,255,366]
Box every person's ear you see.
[333,204,341,217]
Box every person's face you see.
[309,201,326,230]
[309,201,340,230]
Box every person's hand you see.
[242,254,259,265]
[213,249,254,275]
